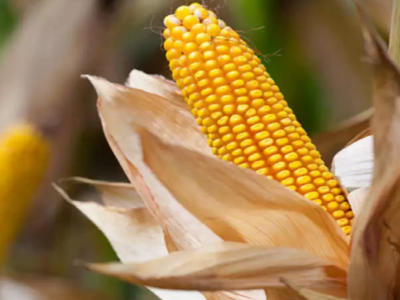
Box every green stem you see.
[389,0,400,66]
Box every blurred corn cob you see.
[163,2,353,235]
[0,123,49,265]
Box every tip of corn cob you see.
[162,3,353,236]
[0,123,50,265]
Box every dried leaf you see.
[125,69,185,105]
[347,187,369,216]
[54,179,206,300]
[349,15,400,300]
[139,129,349,273]
[86,242,347,294]
[89,76,265,300]
[281,279,347,300]
[332,136,374,192]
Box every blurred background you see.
[0,0,391,299]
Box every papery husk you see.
[348,14,400,300]
[86,242,347,295]
[55,178,207,300]
[139,128,349,272]
[281,279,347,300]
[332,136,373,192]
[126,70,185,105]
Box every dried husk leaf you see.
[86,242,347,294]
[347,187,369,216]
[348,16,400,300]
[139,129,349,273]
[281,279,347,300]
[332,136,374,192]
[54,178,206,300]
[87,75,220,249]
[125,69,185,105]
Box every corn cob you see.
[163,3,353,235]
[0,123,50,265]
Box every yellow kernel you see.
[340,202,350,211]
[164,15,181,29]
[226,71,240,81]
[191,23,206,35]
[288,161,302,170]
[232,79,245,87]
[281,145,294,154]
[327,180,339,188]
[234,157,246,164]
[297,176,311,185]
[213,77,226,87]
[251,99,266,109]
[244,146,258,155]
[219,126,230,135]
[299,184,316,193]
[327,201,339,211]
[223,63,236,72]
[269,154,283,164]
[335,195,345,202]
[247,116,260,125]
[259,138,274,148]
[209,69,223,78]
[232,124,246,133]
[272,161,286,172]
[216,45,229,54]
[166,49,180,60]
[256,168,269,176]
[196,33,211,44]
[276,138,289,146]
[216,85,231,95]
[258,105,271,115]
[249,90,263,98]
[176,6,191,20]
[346,211,354,219]
[234,88,247,96]
[205,60,218,70]
[342,226,351,235]
[237,96,250,104]
[222,134,234,143]
[194,7,209,19]
[229,115,244,126]
[313,200,323,206]
[314,178,326,186]
[281,177,295,186]
[203,50,216,60]
[322,194,334,202]
[305,191,319,200]
[277,170,291,180]
[248,153,262,162]
[317,186,330,194]
[164,38,174,51]
[264,146,278,156]
[237,132,250,140]
[189,2,202,11]
[293,167,308,177]
[333,210,345,219]
[250,123,265,132]
[223,104,235,114]
[203,16,218,25]
[255,131,270,140]
[284,152,298,162]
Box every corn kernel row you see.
[163,3,353,235]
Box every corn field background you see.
[0,0,390,299]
